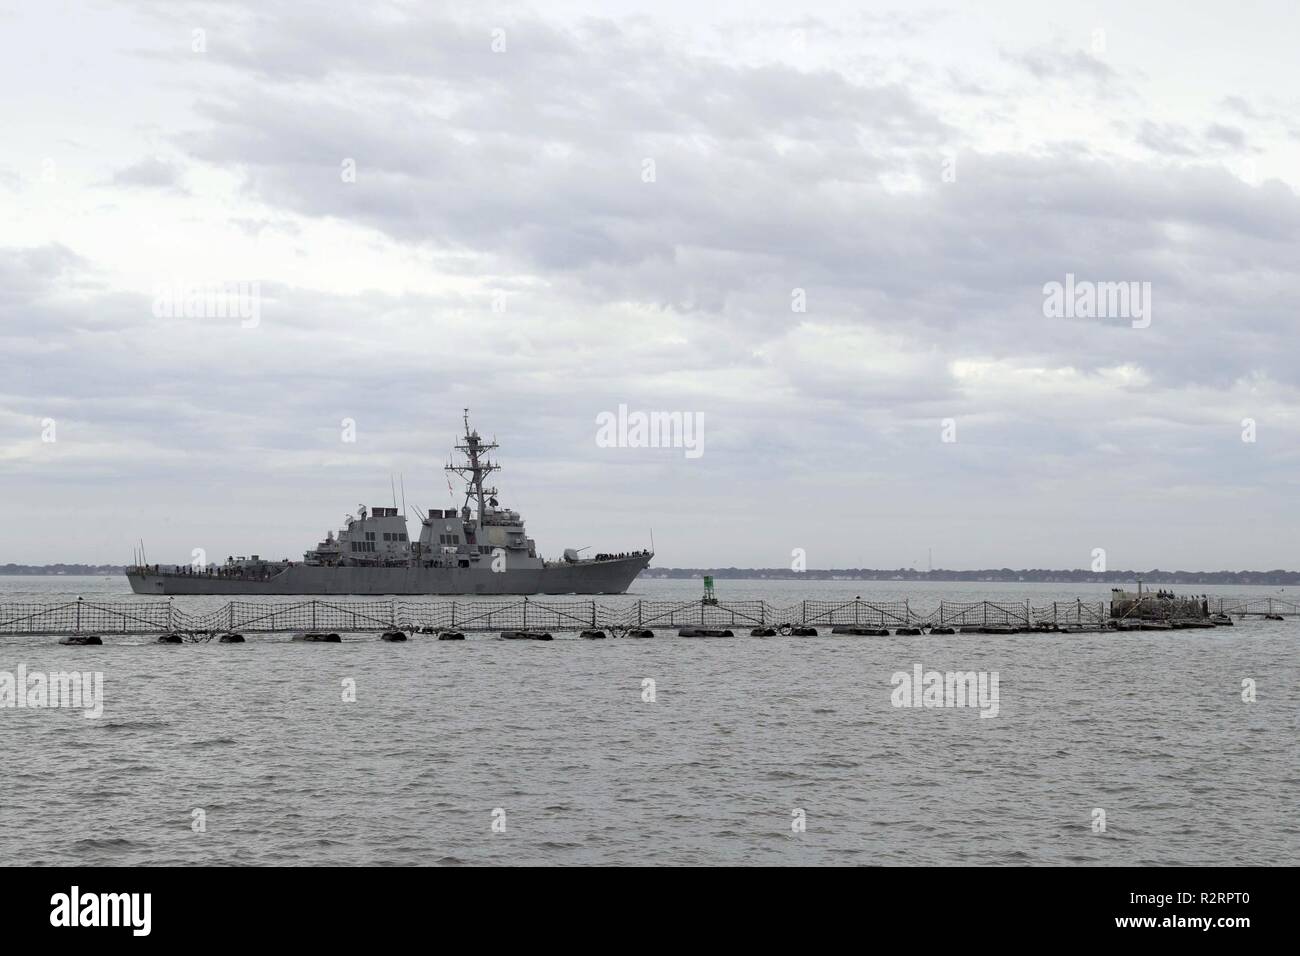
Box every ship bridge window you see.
[365,532,376,541]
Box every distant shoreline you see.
[643,568,1300,585]
[3,564,1299,586]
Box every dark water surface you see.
[1,577,1295,865]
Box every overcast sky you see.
[2,0,1299,570]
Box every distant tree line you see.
[640,568,1300,585]
[0,564,124,576]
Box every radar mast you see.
[444,408,499,523]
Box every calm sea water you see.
[1,576,1295,866]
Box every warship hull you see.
[126,554,651,596]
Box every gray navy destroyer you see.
[126,411,652,595]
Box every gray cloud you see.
[1002,45,1117,86]
[1204,123,1247,149]
[109,156,187,190]
[2,1,1299,569]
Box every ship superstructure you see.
[126,412,651,595]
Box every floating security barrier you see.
[928,626,955,635]
[500,630,553,641]
[626,628,655,638]
[293,632,342,643]
[788,626,818,636]
[678,627,734,637]
[218,633,246,643]
[59,635,102,646]
[579,629,607,640]
[380,630,408,642]
[437,631,466,641]
[831,626,889,636]
[156,633,184,644]
[894,627,922,636]
[750,627,777,637]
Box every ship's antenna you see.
[400,474,407,517]
[445,408,500,524]
[391,474,398,511]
